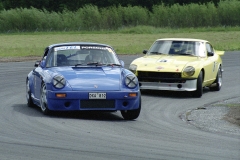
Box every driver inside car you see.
[85,50,102,63]
[92,53,102,63]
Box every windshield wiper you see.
[177,53,195,56]
[150,52,163,55]
[106,63,122,67]
[87,62,103,66]
[74,63,82,67]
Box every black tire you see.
[121,99,141,120]
[26,79,35,107]
[192,71,203,98]
[40,83,51,115]
[209,67,222,91]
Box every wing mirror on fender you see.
[143,50,148,54]
[34,61,40,67]
[34,60,46,68]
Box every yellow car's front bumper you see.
[139,79,197,91]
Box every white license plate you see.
[89,93,106,99]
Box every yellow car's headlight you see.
[183,66,195,76]
[129,64,137,74]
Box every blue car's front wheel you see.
[40,83,51,115]
[121,99,141,120]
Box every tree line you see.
[1,1,239,33]
[0,0,221,12]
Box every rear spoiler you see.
[215,50,224,56]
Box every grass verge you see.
[0,27,240,58]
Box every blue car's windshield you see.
[45,45,121,67]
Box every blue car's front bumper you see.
[46,90,140,111]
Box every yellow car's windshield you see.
[148,40,205,57]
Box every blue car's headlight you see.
[183,66,195,76]
[125,75,138,88]
[53,75,66,88]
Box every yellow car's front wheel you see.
[192,71,203,98]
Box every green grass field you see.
[0,27,240,58]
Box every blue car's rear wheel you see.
[26,79,34,107]
[40,83,51,115]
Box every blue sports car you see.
[26,42,141,120]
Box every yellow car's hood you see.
[133,55,200,72]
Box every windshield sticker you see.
[54,46,80,51]
[107,47,114,53]
[81,46,108,50]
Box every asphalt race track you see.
[0,52,239,160]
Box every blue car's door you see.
[33,67,43,100]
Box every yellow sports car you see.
[129,38,224,97]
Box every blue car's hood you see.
[50,67,122,91]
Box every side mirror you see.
[120,60,124,67]
[207,52,214,57]
[143,50,148,54]
[34,61,40,67]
